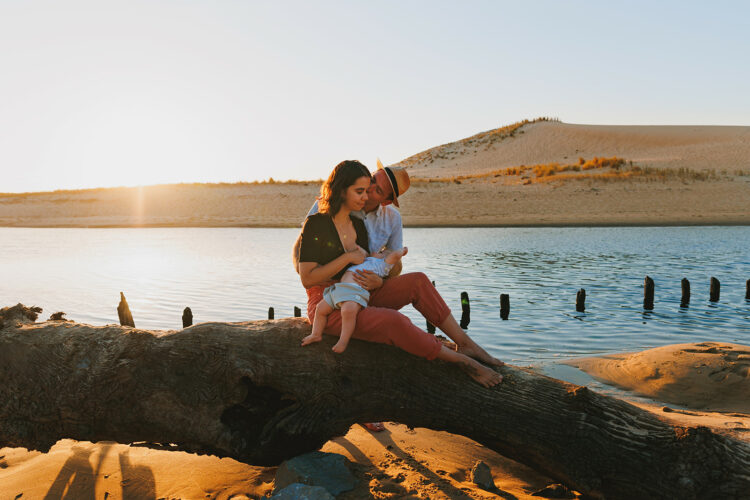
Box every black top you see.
[299,212,370,282]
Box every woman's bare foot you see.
[458,357,503,388]
[457,343,505,368]
[301,333,323,346]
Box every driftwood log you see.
[1,304,749,499]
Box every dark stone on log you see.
[500,294,510,320]
[746,279,750,300]
[182,307,193,328]
[268,307,274,320]
[643,276,654,310]
[117,292,135,327]
[294,306,301,318]
[576,289,586,313]
[460,291,470,329]
[2,305,750,499]
[681,278,691,308]
[710,277,720,302]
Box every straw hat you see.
[376,159,410,207]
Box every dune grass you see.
[412,157,722,185]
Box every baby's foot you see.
[301,333,323,346]
[332,341,348,353]
[385,246,408,265]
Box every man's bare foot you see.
[459,357,503,388]
[332,341,348,353]
[458,343,505,368]
[301,333,323,346]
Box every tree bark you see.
[1,304,748,499]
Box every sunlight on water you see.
[1,227,748,366]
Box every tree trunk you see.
[1,304,748,499]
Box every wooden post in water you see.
[710,277,720,302]
[459,292,470,329]
[426,281,436,333]
[643,276,654,310]
[680,278,691,308]
[576,289,586,313]
[268,307,274,320]
[294,306,301,318]
[182,307,193,328]
[500,294,510,320]
[117,292,135,327]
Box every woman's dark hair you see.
[319,160,371,215]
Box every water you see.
[1,227,748,368]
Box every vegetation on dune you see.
[395,117,560,168]
[412,157,723,185]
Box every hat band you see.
[383,167,400,198]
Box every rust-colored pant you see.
[306,272,449,360]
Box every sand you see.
[3,341,749,499]
[0,425,558,499]
[1,121,749,227]
[565,342,750,415]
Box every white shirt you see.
[305,201,403,253]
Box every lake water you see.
[2,227,748,369]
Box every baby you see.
[302,247,408,353]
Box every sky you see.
[1,0,748,193]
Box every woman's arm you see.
[299,247,366,288]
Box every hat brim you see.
[376,158,399,207]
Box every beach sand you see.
[3,341,749,499]
[1,121,748,228]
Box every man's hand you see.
[352,270,384,291]
[347,246,368,265]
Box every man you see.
[293,159,411,286]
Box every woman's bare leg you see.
[302,300,333,346]
[436,345,503,388]
[438,315,505,367]
[332,301,361,353]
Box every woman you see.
[298,160,503,388]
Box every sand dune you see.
[1,120,748,227]
[398,120,750,178]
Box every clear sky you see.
[1,0,748,193]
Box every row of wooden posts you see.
[116,278,750,330]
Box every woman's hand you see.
[347,245,368,265]
[352,270,384,291]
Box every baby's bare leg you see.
[332,301,362,353]
[384,246,408,266]
[302,300,333,346]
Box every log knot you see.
[0,303,42,329]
